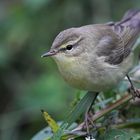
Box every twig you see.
[71,93,133,133]
[92,93,132,121]
[111,120,140,129]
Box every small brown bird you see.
[42,9,140,128]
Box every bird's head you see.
[42,27,88,64]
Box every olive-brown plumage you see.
[42,9,140,92]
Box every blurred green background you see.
[0,0,140,140]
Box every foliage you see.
[32,92,140,139]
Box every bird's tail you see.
[119,9,140,63]
[118,9,140,30]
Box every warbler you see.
[42,9,140,94]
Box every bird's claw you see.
[128,87,140,99]
[84,111,96,135]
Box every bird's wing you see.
[95,27,125,65]
[96,9,140,65]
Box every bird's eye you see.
[66,45,73,50]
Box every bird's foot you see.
[126,75,140,99]
[82,92,99,136]
[128,87,140,99]
[83,111,95,135]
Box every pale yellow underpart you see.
[52,50,134,92]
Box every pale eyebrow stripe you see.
[59,36,83,49]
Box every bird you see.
[42,9,140,131]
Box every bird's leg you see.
[84,92,99,135]
[126,74,140,98]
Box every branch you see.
[71,93,133,133]
[92,93,132,121]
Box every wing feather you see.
[97,24,139,65]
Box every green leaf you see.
[31,127,53,140]
[51,123,68,140]
[64,92,98,128]
[51,92,98,140]
[113,119,140,129]
[99,129,140,140]
[41,110,59,133]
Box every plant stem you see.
[92,93,132,121]
[71,93,133,133]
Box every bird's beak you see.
[41,50,57,58]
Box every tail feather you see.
[118,9,140,30]
[121,9,140,21]
[108,9,140,64]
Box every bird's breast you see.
[54,53,134,92]
[56,57,91,90]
